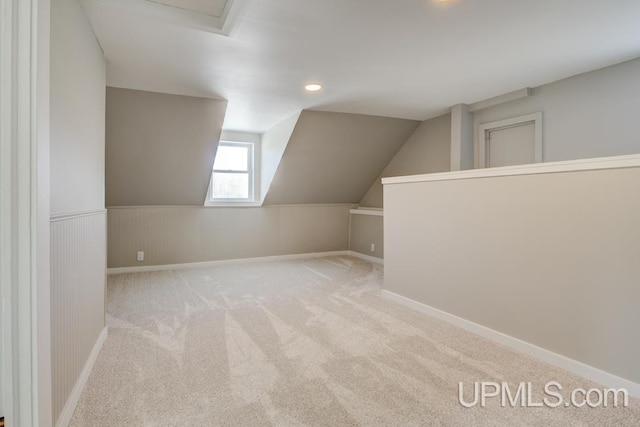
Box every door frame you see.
[478,112,543,168]
[1,0,52,424]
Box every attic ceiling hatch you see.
[85,0,241,34]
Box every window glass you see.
[209,142,253,201]
[213,145,248,171]
[211,172,249,199]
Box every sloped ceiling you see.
[84,0,640,132]
[263,111,420,205]
[105,87,227,206]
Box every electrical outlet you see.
[137,251,144,261]
[370,243,375,252]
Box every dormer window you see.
[208,141,254,202]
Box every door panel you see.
[487,122,535,168]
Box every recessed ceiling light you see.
[304,83,323,92]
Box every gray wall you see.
[105,87,227,206]
[50,0,107,423]
[349,214,383,259]
[264,111,420,205]
[108,205,351,268]
[474,57,640,164]
[360,113,451,208]
[351,114,451,260]
[384,165,640,384]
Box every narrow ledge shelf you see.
[350,208,383,217]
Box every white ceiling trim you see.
[147,0,227,18]
[83,0,243,35]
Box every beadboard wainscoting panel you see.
[51,211,106,424]
[107,205,351,268]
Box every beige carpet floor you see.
[71,255,640,426]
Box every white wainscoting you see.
[50,210,107,426]
[106,205,352,268]
[107,250,382,275]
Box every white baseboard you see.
[107,251,359,275]
[107,250,384,275]
[56,326,108,427]
[380,290,640,398]
[347,250,384,265]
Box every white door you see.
[486,121,535,168]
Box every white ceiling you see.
[83,0,640,133]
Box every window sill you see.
[204,200,262,208]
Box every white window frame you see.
[207,141,256,204]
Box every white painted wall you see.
[474,57,640,164]
[37,0,53,421]
[50,0,107,424]
[384,161,640,385]
[260,112,300,203]
[50,0,106,214]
